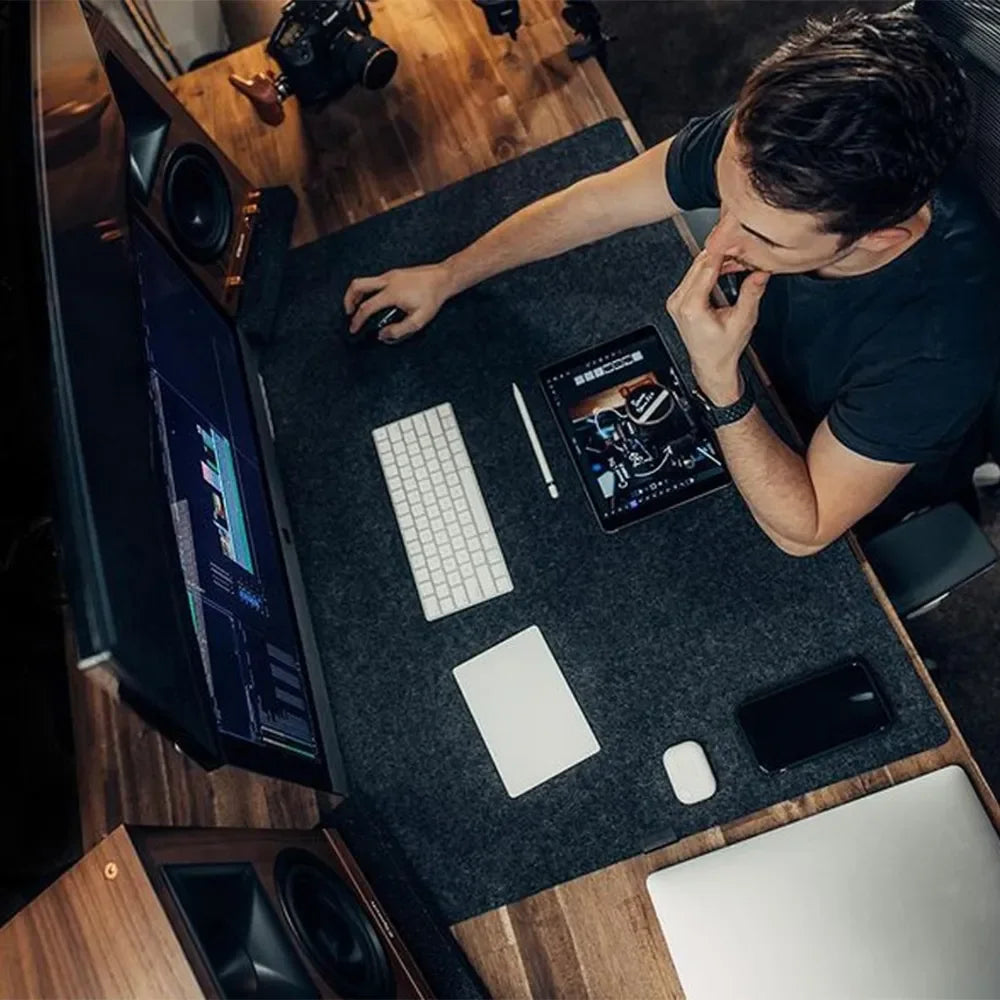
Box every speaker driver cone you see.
[162,144,232,263]
[275,848,395,1000]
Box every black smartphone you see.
[737,658,893,773]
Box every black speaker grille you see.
[275,848,396,1000]
[162,143,232,263]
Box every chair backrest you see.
[916,0,1000,218]
[915,0,1000,457]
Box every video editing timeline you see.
[542,327,730,530]
[131,216,320,762]
[199,424,254,574]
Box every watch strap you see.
[699,377,755,428]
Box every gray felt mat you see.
[259,120,948,923]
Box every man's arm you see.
[713,409,912,555]
[666,248,912,555]
[440,138,683,296]
[345,137,684,340]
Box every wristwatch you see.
[693,376,756,428]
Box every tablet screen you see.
[540,326,730,531]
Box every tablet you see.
[540,325,731,532]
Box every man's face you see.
[705,126,853,276]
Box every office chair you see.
[863,0,1000,617]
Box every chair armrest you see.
[681,207,720,250]
[863,502,998,618]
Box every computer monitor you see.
[133,215,332,776]
[29,0,345,791]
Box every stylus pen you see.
[512,383,559,500]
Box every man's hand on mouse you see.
[665,246,770,405]
[344,263,453,343]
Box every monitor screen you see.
[132,216,320,763]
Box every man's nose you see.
[705,217,742,256]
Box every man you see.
[344,8,1000,555]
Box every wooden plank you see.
[0,827,201,999]
[168,1,630,247]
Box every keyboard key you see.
[458,469,492,532]
[476,564,497,596]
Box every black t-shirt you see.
[665,106,1000,531]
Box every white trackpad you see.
[453,626,600,798]
[663,740,717,804]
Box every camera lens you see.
[335,28,398,90]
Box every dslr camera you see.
[231,0,397,124]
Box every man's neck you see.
[815,201,933,278]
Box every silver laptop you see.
[646,766,1000,999]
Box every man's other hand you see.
[343,263,454,343]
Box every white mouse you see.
[663,740,717,804]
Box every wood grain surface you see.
[0,827,201,999]
[168,0,638,248]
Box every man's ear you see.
[852,225,912,254]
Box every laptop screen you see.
[133,216,320,763]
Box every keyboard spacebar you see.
[458,467,493,535]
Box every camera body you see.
[266,0,397,106]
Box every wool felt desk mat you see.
[260,120,949,923]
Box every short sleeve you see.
[828,357,992,465]
[665,105,735,211]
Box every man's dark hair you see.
[734,8,971,247]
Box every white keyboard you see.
[372,403,513,621]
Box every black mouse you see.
[346,297,406,347]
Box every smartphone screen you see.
[737,658,893,773]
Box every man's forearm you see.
[713,401,823,553]
[441,177,629,296]
[440,141,677,298]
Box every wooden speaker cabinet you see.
[0,825,433,999]
[83,5,260,316]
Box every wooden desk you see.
[71,2,999,997]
